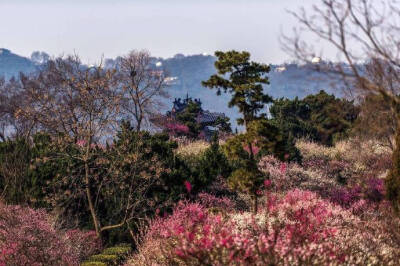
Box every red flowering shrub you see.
[0,202,100,266]
[165,123,190,136]
[133,190,388,265]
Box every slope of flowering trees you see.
[130,138,400,265]
[0,46,399,265]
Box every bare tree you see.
[352,93,397,150]
[117,50,168,132]
[15,55,124,237]
[283,0,400,102]
[283,0,400,209]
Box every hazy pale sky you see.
[0,0,317,64]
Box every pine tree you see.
[202,50,272,128]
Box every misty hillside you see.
[0,49,344,129]
[0,48,36,80]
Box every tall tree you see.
[15,55,122,237]
[117,50,168,132]
[204,51,298,213]
[202,50,272,128]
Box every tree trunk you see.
[136,116,142,132]
[386,117,400,212]
[84,158,101,238]
[253,194,258,214]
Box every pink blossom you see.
[137,191,362,265]
[184,181,192,193]
[264,179,272,188]
[76,139,86,147]
[279,162,287,174]
[243,142,260,156]
[166,123,190,136]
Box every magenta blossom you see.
[264,179,272,188]
[279,162,287,174]
[76,139,86,147]
[184,181,192,193]
[243,142,260,156]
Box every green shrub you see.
[83,244,132,266]
[192,134,232,192]
[81,262,107,266]
[102,245,132,257]
[86,254,119,265]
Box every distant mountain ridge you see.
[0,48,36,79]
[0,49,344,129]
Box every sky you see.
[0,0,318,64]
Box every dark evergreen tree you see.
[203,51,300,213]
[175,100,202,137]
[196,134,232,186]
[202,50,272,127]
[270,90,359,146]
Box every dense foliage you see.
[270,90,359,146]
[202,50,272,126]
[175,101,203,137]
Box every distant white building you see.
[276,66,286,73]
[312,57,321,64]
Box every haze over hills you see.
[0,49,36,80]
[0,48,344,129]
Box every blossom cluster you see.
[165,123,190,136]
[0,202,101,266]
[130,188,400,265]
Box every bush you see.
[102,244,132,257]
[64,229,102,261]
[0,202,100,265]
[86,254,119,265]
[194,135,232,191]
[83,244,132,266]
[132,190,400,265]
[81,262,107,266]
